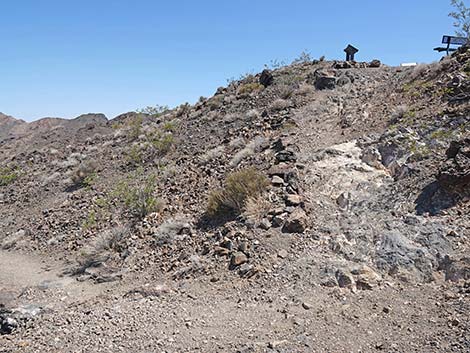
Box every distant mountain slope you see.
[0,113,26,142]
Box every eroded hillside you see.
[0,51,469,352]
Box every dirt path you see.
[0,250,109,310]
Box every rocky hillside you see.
[0,50,469,352]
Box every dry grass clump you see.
[229,136,266,167]
[390,105,409,123]
[295,84,315,96]
[71,161,97,186]
[74,226,129,275]
[207,168,269,217]
[246,109,259,120]
[276,84,295,99]
[269,98,290,112]
[200,146,225,164]
[409,64,429,81]
[243,196,272,224]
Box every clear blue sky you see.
[0,0,459,121]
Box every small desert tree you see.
[449,0,470,38]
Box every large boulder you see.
[259,69,274,87]
[282,208,308,233]
[368,59,381,68]
[310,69,337,90]
[437,139,470,193]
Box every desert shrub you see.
[390,105,409,123]
[276,84,295,99]
[175,103,191,117]
[449,0,470,38]
[128,114,144,140]
[207,95,225,111]
[292,50,313,64]
[148,131,174,155]
[111,174,162,219]
[243,196,272,224]
[200,146,225,164]
[126,144,145,166]
[82,210,97,230]
[162,119,179,132]
[0,166,20,186]
[409,64,429,81]
[229,137,266,167]
[246,109,259,120]
[75,226,129,274]
[265,59,286,69]
[296,84,314,96]
[276,73,303,88]
[237,82,264,96]
[71,162,97,187]
[206,168,269,217]
[125,128,174,167]
[137,105,170,117]
[269,98,290,111]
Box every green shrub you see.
[148,131,174,155]
[207,95,225,111]
[0,166,20,186]
[125,129,175,167]
[128,114,144,140]
[137,105,170,117]
[162,120,179,132]
[126,145,145,166]
[82,210,97,230]
[207,168,269,217]
[111,174,162,219]
[238,82,264,96]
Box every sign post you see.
[344,44,359,62]
[434,35,468,55]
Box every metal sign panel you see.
[442,35,467,45]
[344,44,358,54]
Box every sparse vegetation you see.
[111,174,162,219]
[125,126,175,167]
[237,82,264,96]
[82,210,97,230]
[207,95,225,111]
[71,162,97,187]
[0,166,20,186]
[137,105,170,117]
[206,168,269,217]
[243,196,272,224]
[148,130,175,155]
[390,105,409,122]
[265,59,286,69]
[126,144,146,166]
[276,84,295,99]
[295,84,314,96]
[128,114,144,140]
[292,50,313,64]
[175,103,191,117]
[449,0,470,38]
[269,98,290,111]
[200,146,225,164]
[229,137,265,167]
